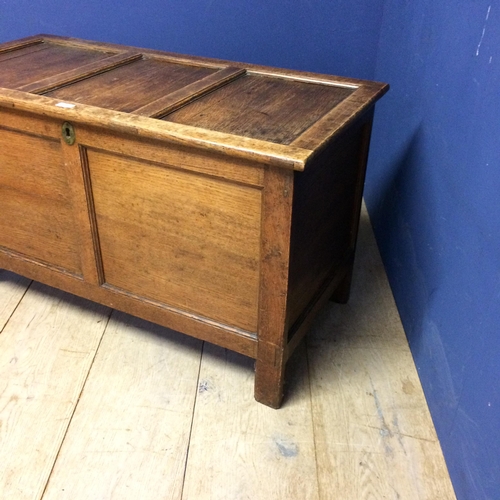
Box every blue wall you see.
[365,1,500,499]
[1,2,499,498]
[0,0,382,79]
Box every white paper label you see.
[55,102,76,109]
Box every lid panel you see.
[0,42,113,90]
[0,43,50,64]
[46,58,216,113]
[163,74,354,145]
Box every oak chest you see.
[0,35,388,407]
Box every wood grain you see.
[133,67,246,118]
[254,166,294,407]
[0,249,258,359]
[60,143,104,285]
[291,84,388,151]
[0,88,311,170]
[42,312,202,500]
[0,127,82,274]
[329,118,374,304]
[286,123,365,330]
[0,270,30,331]
[75,126,265,187]
[24,34,382,89]
[19,52,143,94]
[182,342,320,500]
[87,149,262,332]
[309,344,456,499]
[0,108,61,140]
[0,43,49,64]
[0,282,110,500]
[0,42,112,90]
[0,36,43,55]
[165,73,354,145]
[46,57,215,113]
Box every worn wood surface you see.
[0,271,30,331]
[75,126,266,188]
[254,166,294,407]
[132,67,246,118]
[286,122,365,330]
[86,148,262,332]
[0,282,110,500]
[0,42,112,90]
[19,52,143,95]
[183,343,320,500]
[0,34,388,170]
[0,87,311,170]
[0,43,49,65]
[60,141,104,285]
[165,73,354,145]
[0,208,456,499]
[46,57,215,113]
[306,209,457,499]
[0,126,82,274]
[42,312,202,500]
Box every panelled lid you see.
[0,40,115,89]
[45,58,217,113]
[164,73,354,146]
[0,35,388,170]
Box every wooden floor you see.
[0,208,456,500]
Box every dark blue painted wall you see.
[1,2,499,498]
[365,1,500,499]
[0,0,382,79]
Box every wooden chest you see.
[0,35,388,408]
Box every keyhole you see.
[61,122,75,145]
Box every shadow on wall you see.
[367,120,467,433]
[366,119,500,500]
[367,125,445,356]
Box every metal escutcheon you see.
[61,122,76,145]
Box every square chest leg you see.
[254,167,294,408]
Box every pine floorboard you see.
[0,208,457,499]
[0,282,110,500]
[42,312,203,500]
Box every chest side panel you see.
[286,118,371,331]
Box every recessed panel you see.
[0,128,82,274]
[0,42,113,90]
[46,58,216,112]
[87,150,261,332]
[164,74,354,145]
